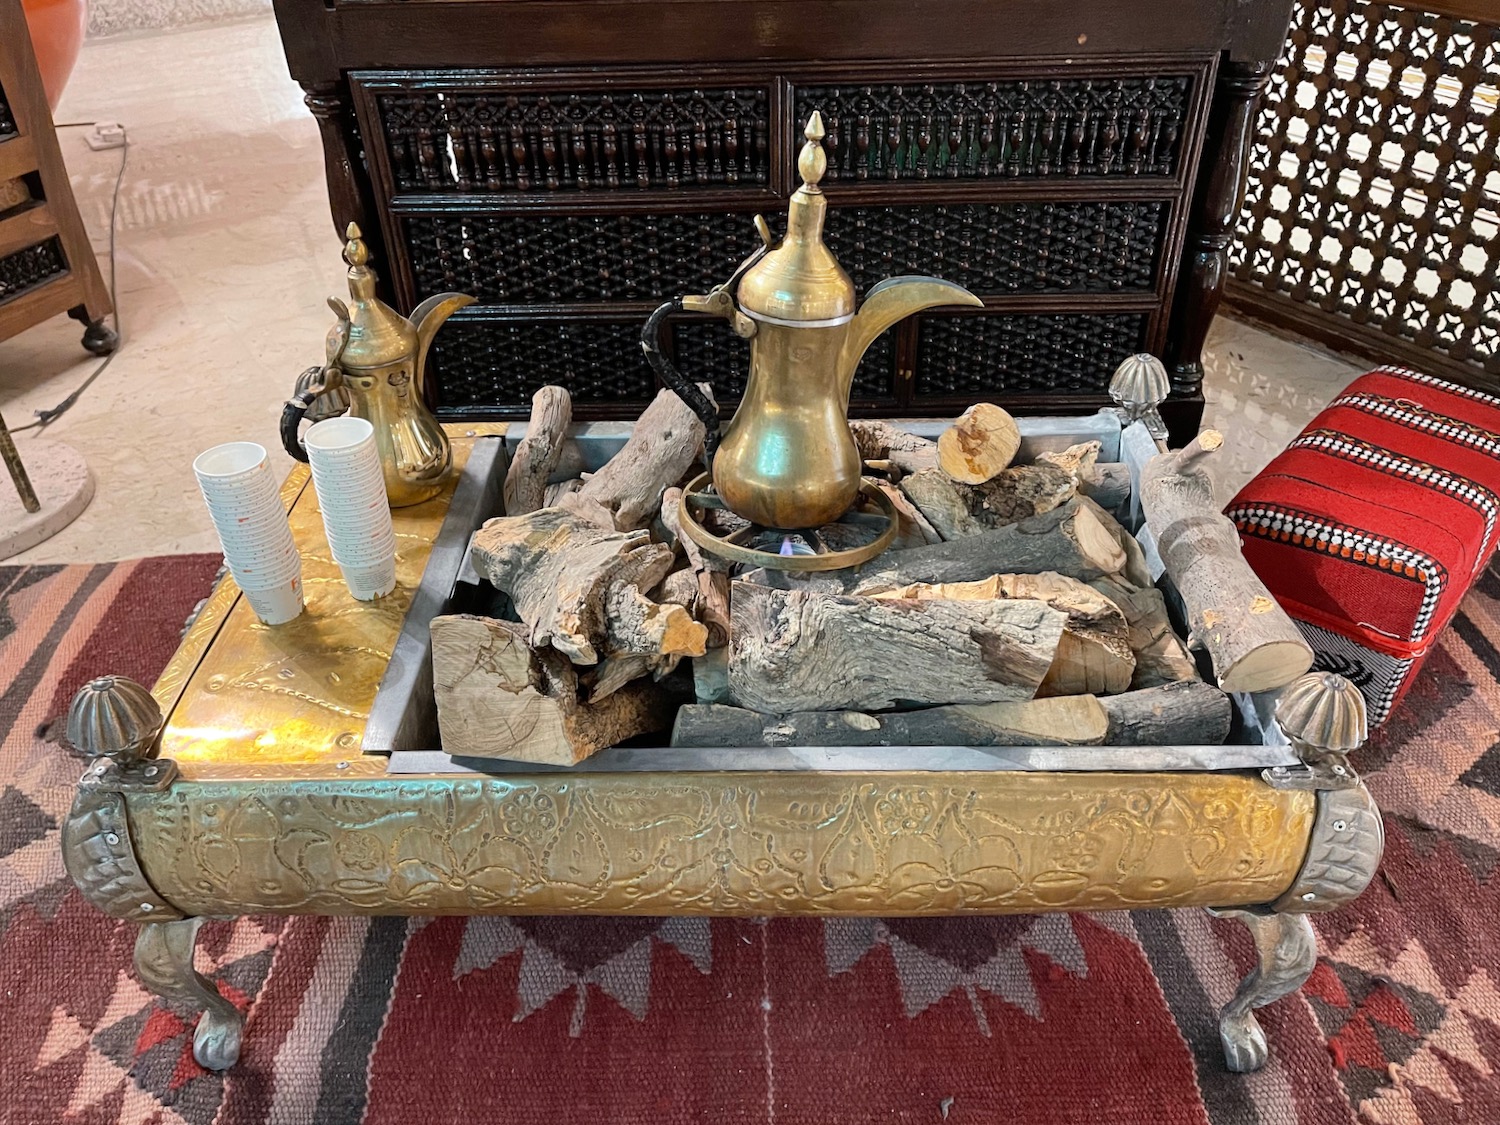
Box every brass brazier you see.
[646,113,981,543]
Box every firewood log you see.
[862,572,1135,696]
[1098,680,1231,745]
[899,463,1076,539]
[1089,574,1200,689]
[431,615,675,765]
[844,498,1127,590]
[571,384,713,530]
[659,486,733,648]
[1078,495,1152,588]
[543,478,584,508]
[1036,440,1100,483]
[604,581,707,659]
[469,508,674,664]
[849,419,939,475]
[937,403,1022,484]
[669,681,1230,748]
[728,581,1066,713]
[1080,463,1132,516]
[872,479,942,548]
[671,695,1110,748]
[503,386,572,516]
[1139,431,1313,693]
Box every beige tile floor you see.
[1,16,1364,563]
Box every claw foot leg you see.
[134,918,244,1070]
[1213,909,1317,1073]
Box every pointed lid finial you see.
[797,112,828,191]
[330,222,415,368]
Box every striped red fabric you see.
[2,557,1498,1125]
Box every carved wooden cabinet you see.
[272,0,1295,441]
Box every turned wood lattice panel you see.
[0,236,67,302]
[400,200,1168,305]
[793,76,1195,181]
[914,313,1150,399]
[375,85,773,193]
[1229,0,1500,385]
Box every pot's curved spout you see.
[412,292,476,398]
[841,276,982,399]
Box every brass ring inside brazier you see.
[678,472,897,571]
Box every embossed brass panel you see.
[155,425,504,767]
[126,769,1314,917]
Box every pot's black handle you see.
[280,369,323,463]
[642,297,721,465]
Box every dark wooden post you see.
[1167,60,1274,400]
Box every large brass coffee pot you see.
[282,224,474,507]
[646,113,981,531]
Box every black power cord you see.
[11,121,128,434]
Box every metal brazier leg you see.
[135,918,245,1070]
[61,676,245,1070]
[1213,909,1317,1072]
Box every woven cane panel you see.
[374,85,772,193]
[427,318,657,412]
[1233,0,1500,379]
[0,237,68,304]
[403,201,1167,305]
[794,76,1194,183]
[825,201,1167,294]
[914,313,1149,398]
[671,321,896,403]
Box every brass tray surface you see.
[154,424,505,777]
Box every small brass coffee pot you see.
[282,224,474,507]
[646,113,981,531]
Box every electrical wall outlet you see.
[85,122,127,151]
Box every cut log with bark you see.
[1098,680,1231,745]
[1036,440,1100,484]
[570,384,713,530]
[728,580,1066,713]
[849,419,939,475]
[469,508,674,664]
[432,615,675,765]
[1080,463,1131,515]
[844,498,1127,591]
[872,479,942,549]
[543,478,584,508]
[899,463,1076,539]
[503,385,572,516]
[669,681,1230,748]
[1139,430,1313,693]
[660,485,732,648]
[1078,495,1152,588]
[671,695,1110,748]
[1090,574,1200,689]
[604,581,707,660]
[863,573,1135,696]
[937,403,1021,484]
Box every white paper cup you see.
[239,573,305,624]
[193,441,271,485]
[340,559,397,601]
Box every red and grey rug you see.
[1,557,1498,1125]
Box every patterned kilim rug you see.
[2,557,1499,1125]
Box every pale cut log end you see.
[1072,503,1129,575]
[938,403,1021,484]
[1216,639,1315,695]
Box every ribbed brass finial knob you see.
[1276,671,1368,757]
[798,112,827,190]
[66,675,164,769]
[343,221,370,269]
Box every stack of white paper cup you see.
[303,417,397,601]
[192,442,304,625]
